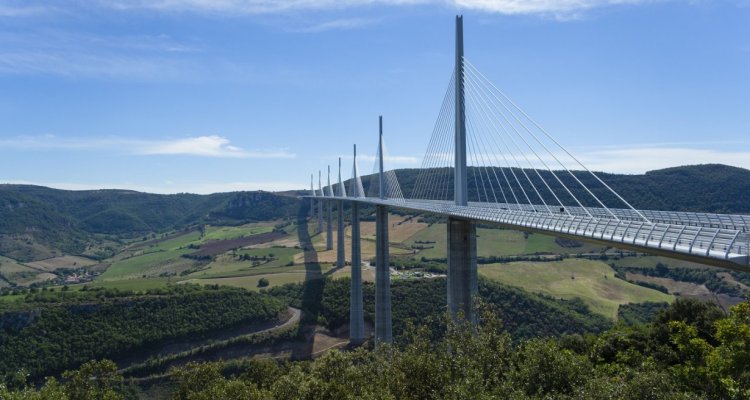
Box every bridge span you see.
[304,16,750,345]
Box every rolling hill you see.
[0,185,300,261]
[361,163,750,213]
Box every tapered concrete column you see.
[447,217,477,323]
[375,205,392,344]
[349,201,364,344]
[317,201,323,234]
[326,201,333,250]
[337,201,345,267]
[317,171,323,234]
[310,174,315,219]
[326,166,334,250]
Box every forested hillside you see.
[4,299,749,400]
[0,185,300,261]
[0,284,286,379]
[268,277,611,341]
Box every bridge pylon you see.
[447,15,478,324]
[326,165,333,251]
[349,145,365,344]
[310,174,315,220]
[317,170,323,234]
[337,158,346,268]
[375,116,393,344]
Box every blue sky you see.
[0,0,748,194]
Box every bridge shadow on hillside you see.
[291,201,324,360]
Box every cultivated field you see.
[479,258,673,319]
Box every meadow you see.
[479,258,673,319]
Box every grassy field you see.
[479,258,673,319]
[100,248,192,280]
[0,293,25,302]
[330,265,377,282]
[183,262,338,291]
[186,247,303,279]
[87,277,172,291]
[26,255,99,271]
[144,231,202,252]
[182,273,309,291]
[406,224,604,259]
[0,256,35,276]
[204,224,274,241]
[359,214,429,243]
[611,255,715,270]
[0,255,50,286]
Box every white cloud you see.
[76,0,661,17]
[138,135,294,158]
[0,135,296,159]
[96,0,429,14]
[453,0,655,16]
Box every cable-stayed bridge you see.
[305,16,750,345]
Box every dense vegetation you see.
[268,277,611,341]
[360,164,750,213]
[0,284,286,380]
[617,301,671,325]
[0,185,300,261]
[4,299,749,400]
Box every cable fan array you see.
[411,58,650,224]
[367,138,405,202]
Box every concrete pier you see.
[317,171,323,234]
[447,217,477,323]
[310,174,315,220]
[326,200,333,250]
[337,201,345,267]
[317,201,323,234]
[375,205,392,344]
[349,201,364,343]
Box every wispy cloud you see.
[0,29,202,79]
[0,135,296,159]
[454,0,657,17]
[3,0,662,18]
[139,135,295,158]
[295,17,379,32]
[0,4,53,17]
[95,0,429,14]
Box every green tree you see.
[62,359,123,400]
[706,302,750,399]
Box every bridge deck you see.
[308,196,750,271]
[472,202,750,232]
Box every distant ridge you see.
[0,186,300,261]
[358,163,750,215]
